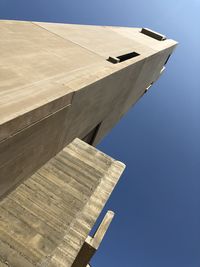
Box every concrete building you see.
[0,20,177,266]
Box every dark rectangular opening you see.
[164,54,171,65]
[117,52,140,62]
[141,28,166,41]
[107,52,139,64]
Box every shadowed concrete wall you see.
[0,20,177,198]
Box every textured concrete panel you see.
[0,20,177,197]
[0,138,125,267]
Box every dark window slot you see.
[117,52,140,62]
[164,54,171,65]
[107,52,139,64]
[141,28,166,41]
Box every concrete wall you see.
[0,20,177,198]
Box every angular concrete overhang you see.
[0,20,177,198]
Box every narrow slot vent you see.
[164,54,171,65]
[141,28,166,41]
[107,52,140,64]
[144,82,154,94]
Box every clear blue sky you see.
[0,1,199,266]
